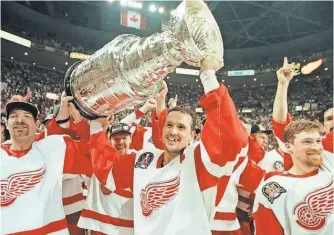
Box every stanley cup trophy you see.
[64,0,224,119]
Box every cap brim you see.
[110,130,131,136]
[257,130,273,135]
[6,101,38,119]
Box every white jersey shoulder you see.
[1,135,69,234]
[258,149,284,173]
[255,169,333,235]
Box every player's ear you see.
[285,142,293,154]
[36,119,40,127]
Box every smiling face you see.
[162,111,193,156]
[284,120,324,169]
[7,109,38,141]
[109,132,132,155]
[286,130,323,168]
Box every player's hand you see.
[200,54,224,73]
[168,94,178,109]
[55,96,73,121]
[276,57,296,84]
[69,103,83,123]
[95,114,114,130]
[140,99,157,114]
[155,80,168,102]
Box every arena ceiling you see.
[14,0,333,49]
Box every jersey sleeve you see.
[90,131,135,192]
[129,125,147,151]
[151,109,167,150]
[322,131,333,153]
[253,179,284,235]
[272,113,292,143]
[46,118,81,139]
[239,159,265,193]
[199,83,248,178]
[72,119,90,141]
[247,135,265,164]
[62,136,92,176]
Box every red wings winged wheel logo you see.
[293,180,334,231]
[1,167,46,207]
[140,175,181,216]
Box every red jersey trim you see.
[214,211,237,221]
[264,169,318,181]
[1,144,31,158]
[8,218,67,235]
[80,209,134,228]
[62,193,84,206]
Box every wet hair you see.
[167,106,196,130]
[284,120,323,143]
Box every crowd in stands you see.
[3,23,333,71]
[2,58,332,141]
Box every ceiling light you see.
[149,4,157,12]
[253,78,257,81]
[261,83,263,86]
[196,79,199,82]
[324,67,328,71]
[243,84,246,87]
[137,2,143,9]
[53,67,56,70]
[158,7,164,13]
[316,75,319,78]
[10,57,14,60]
[295,79,298,81]
[222,80,225,82]
[120,0,127,6]
[65,62,68,65]
[24,52,28,56]
[33,63,35,65]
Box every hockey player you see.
[253,120,333,235]
[90,56,248,235]
[1,95,93,234]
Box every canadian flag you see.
[121,9,146,30]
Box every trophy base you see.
[64,62,102,120]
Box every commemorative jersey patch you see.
[135,152,154,169]
[262,181,286,204]
[273,161,284,172]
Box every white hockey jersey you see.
[1,136,68,234]
[78,174,134,235]
[78,124,153,234]
[257,148,284,173]
[91,83,248,235]
[62,174,85,215]
[253,152,333,235]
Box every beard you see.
[304,151,323,167]
[12,125,30,138]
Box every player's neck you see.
[288,161,319,176]
[10,138,33,151]
[163,151,179,166]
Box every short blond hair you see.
[284,120,323,143]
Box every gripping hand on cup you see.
[168,94,178,109]
[155,81,168,116]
